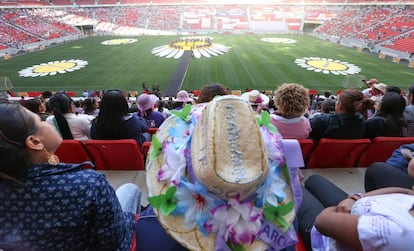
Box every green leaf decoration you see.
[227,241,246,251]
[281,165,291,184]
[263,201,295,229]
[148,186,177,215]
[149,136,163,160]
[262,110,271,125]
[170,104,192,121]
[256,111,277,133]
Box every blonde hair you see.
[273,83,309,118]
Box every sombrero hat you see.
[146,95,301,250]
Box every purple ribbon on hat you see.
[257,139,303,249]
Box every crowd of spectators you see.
[1,5,413,54]
[2,80,414,250]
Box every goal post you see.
[341,75,366,89]
[0,76,13,91]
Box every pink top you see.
[270,114,311,139]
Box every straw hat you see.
[146,95,300,251]
[372,83,387,94]
[241,90,269,106]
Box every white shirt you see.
[311,194,414,251]
[46,113,91,140]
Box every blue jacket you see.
[0,163,135,251]
[386,143,414,172]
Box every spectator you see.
[196,82,229,103]
[22,97,50,121]
[298,175,414,251]
[82,98,100,116]
[90,89,149,146]
[172,90,194,110]
[309,89,370,142]
[137,93,165,128]
[137,95,301,251]
[46,92,91,140]
[404,84,414,136]
[362,82,387,98]
[364,91,406,139]
[0,102,140,250]
[271,83,311,139]
[240,89,269,114]
[157,99,170,118]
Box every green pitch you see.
[1,34,413,96]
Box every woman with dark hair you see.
[404,84,414,136]
[46,92,91,140]
[309,89,372,142]
[196,83,229,103]
[0,102,140,250]
[364,91,406,139]
[82,97,100,116]
[22,97,50,121]
[91,89,149,146]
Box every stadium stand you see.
[1,4,412,59]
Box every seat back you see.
[84,139,145,170]
[297,139,314,163]
[54,139,92,165]
[142,142,152,157]
[307,138,371,169]
[148,127,158,135]
[357,136,414,167]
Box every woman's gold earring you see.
[43,148,60,165]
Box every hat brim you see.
[174,98,194,102]
[240,92,270,106]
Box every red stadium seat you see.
[54,139,92,166]
[357,137,414,167]
[307,138,371,169]
[297,138,314,162]
[142,142,151,157]
[84,139,145,170]
[148,127,158,135]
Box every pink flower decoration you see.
[205,198,263,245]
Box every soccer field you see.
[1,34,413,96]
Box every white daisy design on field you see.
[19,59,88,77]
[151,36,230,59]
[261,38,297,44]
[295,57,361,75]
[101,38,138,45]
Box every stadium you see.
[2,1,414,251]
[0,2,413,97]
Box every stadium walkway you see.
[101,168,366,208]
[164,51,192,97]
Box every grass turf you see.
[1,34,413,96]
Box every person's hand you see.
[401,148,414,160]
[336,198,355,214]
[256,104,263,114]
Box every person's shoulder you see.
[366,116,384,123]
[311,112,331,122]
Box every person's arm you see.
[90,173,135,250]
[337,187,414,213]
[408,158,414,178]
[318,186,414,250]
[315,207,362,250]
